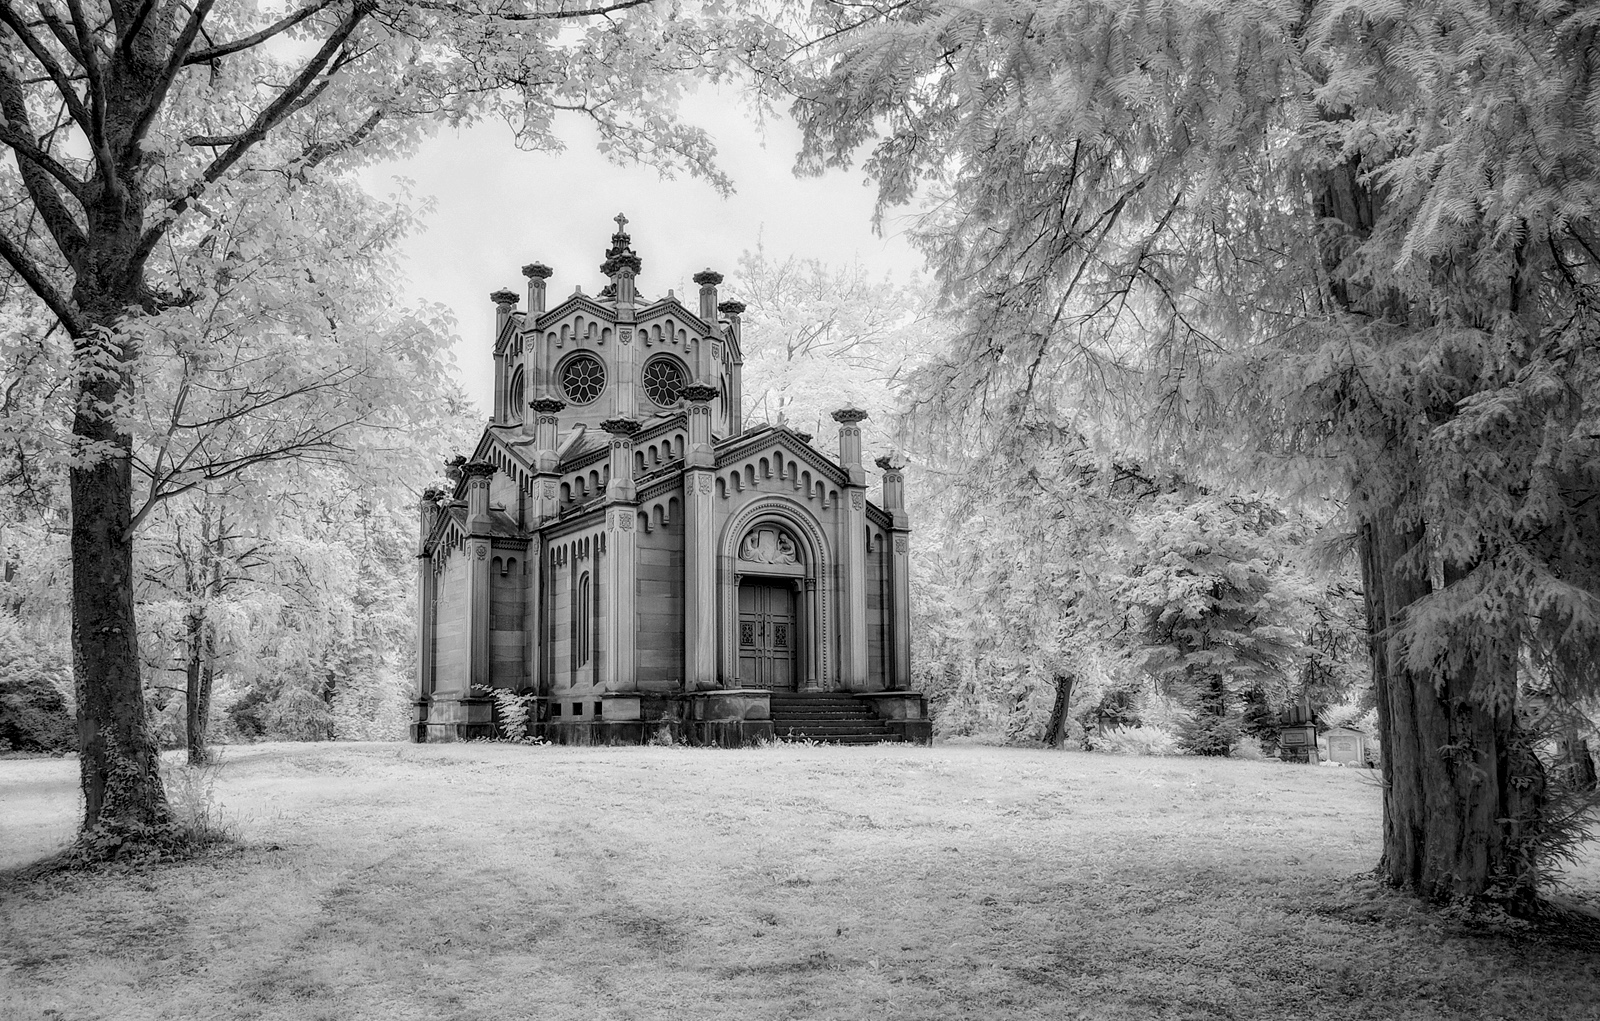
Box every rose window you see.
[642,356,686,407]
[560,354,606,405]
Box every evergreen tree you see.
[792,0,1600,904]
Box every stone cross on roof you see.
[614,213,628,232]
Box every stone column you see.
[834,409,870,690]
[491,289,518,424]
[601,418,641,693]
[682,383,719,690]
[876,455,912,691]
[462,461,497,694]
[718,300,746,436]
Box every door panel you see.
[737,580,797,689]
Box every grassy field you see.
[2,742,1597,1021]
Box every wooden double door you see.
[737,579,798,690]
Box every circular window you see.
[642,356,686,407]
[560,354,606,405]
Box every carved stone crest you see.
[475,546,488,560]
[850,491,865,511]
[739,527,798,565]
[617,511,634,531]
[895,537,908,554]
[697,475,713,494]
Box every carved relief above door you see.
[739,526,798,565]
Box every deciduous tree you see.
[0,0,762,851]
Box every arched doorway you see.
[724,514,820,689]
[738,577,799,689]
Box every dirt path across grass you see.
[1,742,1596,1021]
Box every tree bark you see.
[1359,512,1543,903]
[1044,672,1074,748]
[183,604,216,766]
[70,359,170,838]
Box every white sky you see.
[361,90,925,416]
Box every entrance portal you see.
[737,579,797,689]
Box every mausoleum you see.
[413,218,928,745]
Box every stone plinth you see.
[687,688,773,747]
[854,691,933,745]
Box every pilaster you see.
[876,455,912,692]
[416,488,441,704]
[834,409,870,689]
[462,461,497,693]
[601,418,641,693]
[682,383,720,690]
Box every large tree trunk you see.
[70,381,170,839]
[1359,513,1544,904]
[69,144,170,840]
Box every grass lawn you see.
[2,742,1598,1021]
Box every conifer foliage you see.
[793,0,1600,904]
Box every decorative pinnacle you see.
[794,432,813,444]
[832,408,869,424]
[460,460,498,478]
[692,269,723,287]
[874,454,902,471]
[490,288,519,306]
[529,396,566,415]
[421,486,443,502]
[717,299,746,316]
[600,213,642,278]
[521,263,552,280]
[600,417,642,437]
[680,382,719,404]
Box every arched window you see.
[559,353,606,405]
[574,572,591,668]
[641,355,687,407]
[508,367,525,422]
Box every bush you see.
[1095,724,1184,757]
[0,673,73,753]
[1176,676,1239,756]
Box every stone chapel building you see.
[413,218,928,745]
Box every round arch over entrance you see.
[717,497,833,691]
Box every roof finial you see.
[614,212,629,233]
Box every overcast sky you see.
[360,89,924,416]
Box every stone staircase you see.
[767,692,902,744]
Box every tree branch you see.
[0,229,82,333]
[406,0,653,21]
[0,59,86,261]
[126,0,217,152]
[184,0,337,64]
[0,1,92,131]
[136,0,370,262]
